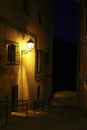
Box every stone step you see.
[51,91,78,107]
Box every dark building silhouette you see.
[53,37,77,92]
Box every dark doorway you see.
[12,85,18,111]
[37,86,40,99]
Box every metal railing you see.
[29,98,51,115]
[0,97,28,127]
[0,97,51,127]
[0,96,77,127]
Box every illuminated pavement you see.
[0,106,87,130]
[0,91,87,130]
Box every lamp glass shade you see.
[27,39,34,49]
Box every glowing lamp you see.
[27,38,34,51]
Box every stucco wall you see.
[0,0,53,103]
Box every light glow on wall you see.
[18,64,29,100]
[18,39,35,101]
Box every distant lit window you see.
[7,42,20,65]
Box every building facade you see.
[77,0,87,113]
[0,0,53,105]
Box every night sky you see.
[54,0,78,43]
[53,0,78,92]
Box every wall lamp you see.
[22,38,34,54]
[27,38,34,51]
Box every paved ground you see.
[0,106,87,130]
[0,91,87,130]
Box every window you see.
[6,41,20,65]
[38,11,42,24]
[35,50,44,81]
[23,0,28,14]
[81,7,86,41]
[36,50,43,73]
[8,44,16,62]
